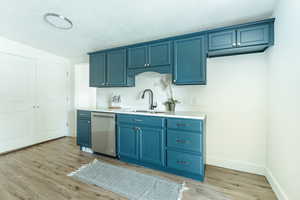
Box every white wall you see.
[266,0,300,199]
[75,52,269,175]
[0,36,71,153]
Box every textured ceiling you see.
[0,0,276,60]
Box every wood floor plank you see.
[0,137,277,200]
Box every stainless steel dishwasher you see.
[91,112,116,157]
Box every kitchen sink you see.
[133,110,166,114]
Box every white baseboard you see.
[206,156,266,175]
[265,168,289,200]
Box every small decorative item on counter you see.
[164,98,180,112]
[161,76,181,112]
[109,95,122,109]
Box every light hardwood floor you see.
[0,137,277,200]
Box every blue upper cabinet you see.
[128,45,148,69]
[174,35,207,85]
[148,41,171,67]
[237,24,269,47]
[127,41,171,74]
[106,49,127,86]
[89,48,132,87]
[209,30,236,50]
[208,19,274,57]
[89,53,106,87]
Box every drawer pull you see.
[176,139,189,144]
[176,123,187,127]
[134,119,143,122]
[176,160,190,165]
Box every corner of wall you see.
[265,168,289,200]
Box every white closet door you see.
[36,61,68,141]
[0,53,35,153]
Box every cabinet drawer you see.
[117,114,165,128]
[77,110,91,119]
[167,118,202,132]
[167,150,203,175]
[167,130,202,153]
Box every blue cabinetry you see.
[89,18,274,86]
[128,41,171,69]
[117,125,139,160]
[106,49,127,86]
[208,19,274,57]
[117,114,205,181]
[89,48,133,87]
[237,24,270,47]
[209,30,236,51]
[174,35,207,85]
[139,126,164,166]
[89,53,106,87]
[128,45,148,69]
[117,114,165,167]
[77,110,91,147]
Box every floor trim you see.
[206,156,266,175]
[265,168,289,200]
[0,136,66,156]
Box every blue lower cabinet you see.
[167,150,204,179]
[139,127,164,166]
[118,124,164,167]
[117,114,205,181]
[167,130,202,153]
[117,125,139,160]
[77,111,91,147]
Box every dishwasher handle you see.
[91,112,115,119]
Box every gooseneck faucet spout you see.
[141,89,157,110]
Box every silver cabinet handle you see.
[134,119,143,122]
[101,83,105,85]
[232,43,236,47]
[147,64,150,67]
[176,139,188,144]
[237,42,241,46]
[176,160,190,165]
[87,121,90,124]
[144,64,147,67]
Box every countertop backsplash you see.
[96,72,207,112]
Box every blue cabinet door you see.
[127,45,148,69]
[237,24,269,47]
[209,30,236,51]
[89,53,106,87]
[77,119,91,147]
[139,127,164,166]
[106,49,127,86]
[148,41,171,67]
[174,36,206,85]
[118,125,139,160]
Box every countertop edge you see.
[76,107,206,120]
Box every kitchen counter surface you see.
[77,107,206,120]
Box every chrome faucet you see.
[141,89,157,110]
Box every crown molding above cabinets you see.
[88,18,274,88]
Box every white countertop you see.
[77,107,206,120]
